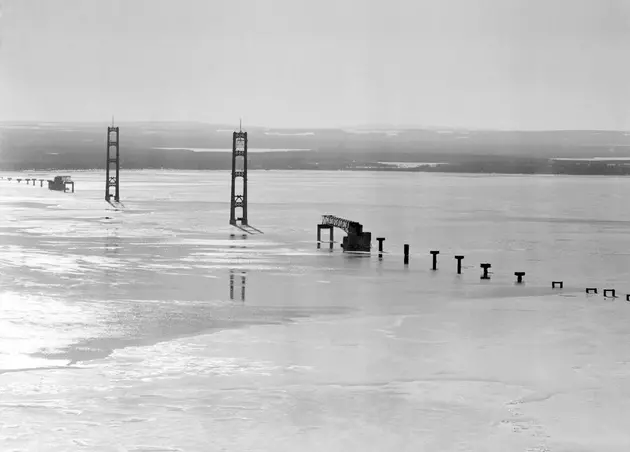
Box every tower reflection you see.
[229,269,247,302]
[104,221,120,280]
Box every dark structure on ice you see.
[318,215,371,252]
[48,175,74,193]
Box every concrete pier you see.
[603,289,616,298]
[586,288,597,294]
[515,272,525,283]
[430,250,439,270]
[480,263,491,280]
[376,237,385,259]
[455,255,464,274]
[404,244,409,265]
[552,281,563,289]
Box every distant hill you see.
[1,122,630,173]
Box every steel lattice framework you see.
[321,215,353,233]
[230,130,248,225]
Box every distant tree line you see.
[2,122,630,175]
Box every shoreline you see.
[3,166,630,177]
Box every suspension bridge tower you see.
[230,121,248,226]
[105,119,120,202]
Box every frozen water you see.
[1,170,630,451]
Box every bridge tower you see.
[105,119,120,202]
[230,121,248,225]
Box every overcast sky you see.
[0,0,629,129]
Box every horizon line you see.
[0,120,629,134]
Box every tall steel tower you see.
[229,121,248,225]
[105,120,120,202]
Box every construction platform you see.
[48,176,75,193]
[318,214,371,252]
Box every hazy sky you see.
[1,0,629,129]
